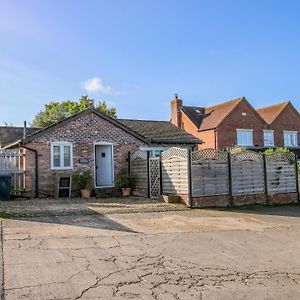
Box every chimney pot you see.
[170,95,183,127]
[23,121,27,139]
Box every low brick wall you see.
[171,194,230,208]
[268,193,298,205]
[163,192,299,208]
[231,194,267,206]
[191,195,230,208]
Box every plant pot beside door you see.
[73,171,93,199]
[115,169,135,197]
[121,188,131,196]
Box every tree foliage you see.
[31,95,117,128]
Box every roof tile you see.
[117,119,201,144]
[256,102,290,124]
[181,97,243,130]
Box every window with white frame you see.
[51,142,73,169]
[236,129,253,146]
[263,130,274,147]
[284,131,298,147]
[140,147,167,158]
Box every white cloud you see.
[82,77,115,94]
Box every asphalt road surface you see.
[2,206,300,299]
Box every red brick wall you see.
[216,99,267,149]
[170,98,183,127]
[181,112,216,149]
[269,104,300,147]
[197,130,216,149]
[178,99,267,150]
[23,111,146,197]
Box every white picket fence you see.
[0,150,25,194]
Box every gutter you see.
[214,129,217,149]
[20,144,39,198]
[197,127,216,132]
[150,139,202,145]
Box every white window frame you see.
[236,129,253,146]
[50,142,73,170]
[263,130,275,147]
[140,146,167,157]
[283,131,298,147]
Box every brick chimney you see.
[170,94,183,127]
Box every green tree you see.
[31,95,117,128]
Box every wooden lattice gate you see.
[149,157,160,199]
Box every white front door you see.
[95,144,113,187]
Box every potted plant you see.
[115,169,135,196]
[73,171,93,198]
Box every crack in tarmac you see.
[3,213,300,299]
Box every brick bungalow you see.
[171,95,300,151]
[2,107,201,197]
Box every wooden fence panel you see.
[266,152,297,194]
[0,149,25,194]
[161,148,188,194]
[231,151,265,196]
[130,150,148,195]
[191,149,229,196]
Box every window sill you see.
[51,167,73,171]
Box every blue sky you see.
[1,0,300,126]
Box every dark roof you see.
[20,108,149,145]
[181,97,244,130]
[180,106,206,128]
[4,108,201,148]
[256,102,290,124]
[117,119,202,145]
[0,126,39,148]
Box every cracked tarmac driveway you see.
[3,207,300,299]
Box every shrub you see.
[263,147,291,155]
[73,171,93,190]
[228,146,247,154]
[115,169,135,190]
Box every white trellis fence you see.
[131,147,300,207]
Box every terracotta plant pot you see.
[80,189,91,198]
[121,188,132,197]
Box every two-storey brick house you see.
[257,102,300,148]
[171,95,267,149]
[171,95,300,151]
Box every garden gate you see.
[0,149,25,194]
[129,150,161,199]
[149,157,160,199]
